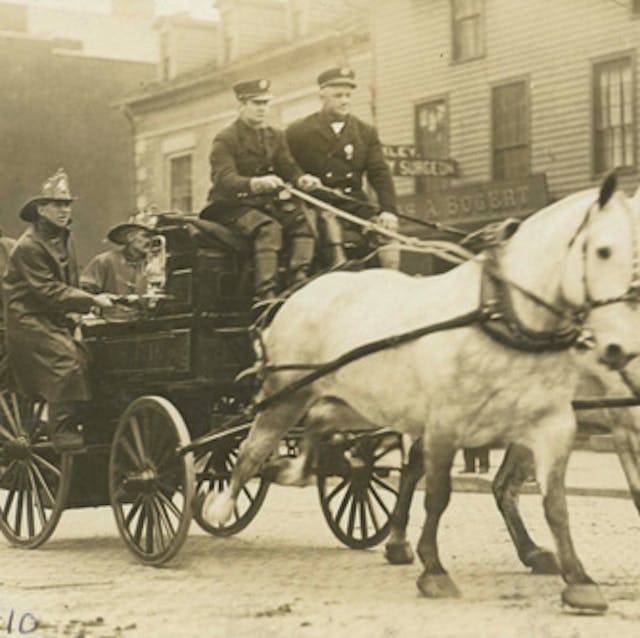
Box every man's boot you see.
[253,249,279,303]
[321,213,347,267]
[48,401,85,453]
[289,236,315,285]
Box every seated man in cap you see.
[81,216,157,296]
[286,67,400,268]
[3,168,114,451]
[203,78,322,302]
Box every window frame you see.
[414,95,451,194]
[450,0,486,65]
[490,76,531,182]
[167,152,194,215]
[590,51,637,178]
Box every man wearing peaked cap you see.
[3,168,115,452]
[81,214,158,297]
[203,78,322,302]
[286,66,400,268]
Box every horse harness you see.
[249,196,640,412]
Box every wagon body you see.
[0,225,403,564]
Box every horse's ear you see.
[598,170,617,209]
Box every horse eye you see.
[597,246,611,259]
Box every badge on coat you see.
[344,143,354,161]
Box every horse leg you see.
[530,411,607,612]
[609,408,640,512]
[492,443,560,574]
[415,440,460,598]
[204,397,309,525]
[264,398,372,487]
[384,438,423,565]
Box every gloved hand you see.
[250,174,285,194]
[93,293,116,309]
[297,174,322,192]
[374,211,399,231]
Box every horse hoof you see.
[384,541,414,565]
[202,490,234,526]
[561,584,608,614]
[416,572,461,598]
[524,548,560,575]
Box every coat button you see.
[346,172,353,178]
[325,172,333,178]
[344,187,352,193]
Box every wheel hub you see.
[3,436,31,461]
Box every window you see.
[160,30,171,80]
[169,155,192,213]
[289,0,308,38]
[492,80,530,181]
[415,99,449,193]
[593,56,635,174]
[451,0,485,62]
[220,9,235,64]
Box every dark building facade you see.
[0,32,154,263]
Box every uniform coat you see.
[207,118,304,224]
[80,248,148,296]
[286,111,397,217]
[3,224,96,402]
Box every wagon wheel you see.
[0,390,72,548]
[317,432,403,550]
[109,396,195,566]
[192,433,269,537]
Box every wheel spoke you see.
[29,461,56,508]
[124,495,144,527]
[117,435,143,470]
[149,499,165,554]
[359,498,368,541]
[143,500,154,554]
[0,394,20,437]
[14,477,24,536]
[131,498,146,544]
[346,494,357,537]
[324,478,348,504]
[0,421,16,442]
[152,493,176,537]
[31,453,62,478]
[156,489,182,520]
[368,481,392,517]
[334,485,352,527]
[364,491,381,532]
[25,485,35,538]
[370,474,399,496]
[26,466,46,528]
[129,416,148,466]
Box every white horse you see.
[205,173,640,612]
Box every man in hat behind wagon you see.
[286,66,400,268]
[81,214,158,296]
[203,78,322,302]
[3,168,114,451]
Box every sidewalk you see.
[451,448,632,499]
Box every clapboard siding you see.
[373,0,640,200]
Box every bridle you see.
[576,198,640,313]
[481,194,640,352]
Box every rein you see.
[245,190,640,412]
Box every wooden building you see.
[371,0,640,249]
[122,0,372,217]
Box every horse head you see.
[561,172,640,371]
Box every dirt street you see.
[1,486,639,638]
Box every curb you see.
[452,476,630,500]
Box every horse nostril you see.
[601,343,627,370]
